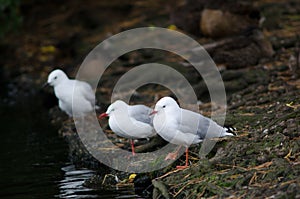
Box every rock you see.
[133,174,153,198]
[212,29,274,68]
[170,4,202,36]
[200,9,257,38]
[171,0,260,38]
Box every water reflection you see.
[57,165,138,199]
[57,165,97,198]
[0,93,139,199]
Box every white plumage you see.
[152,97,233,147]
[47,69,97,117]
[99,100,156,155]
[151,97,234,168]
[100,100,155,139]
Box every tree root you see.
[152,179,171,199]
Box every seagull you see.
[150,97,234,169]
[99,100,156,155]
[46,69,98,117]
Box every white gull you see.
[47,69,98,117]
[151,96,234,169]
[99,100,156,155]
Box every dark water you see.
[0,94,136,199]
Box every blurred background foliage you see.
[0,0,22,38]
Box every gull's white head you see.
[47,69,68,87]
[106,100,128,116]
[99,100,128,119]
[152,97,179,115]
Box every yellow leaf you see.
[167,24,177,30]
[129,173,137,180]
[40,45,56,54]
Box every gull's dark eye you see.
[162,105,166,108]
[54,76,58,80]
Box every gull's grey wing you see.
[180,109,227,139]
[129,104,152,125]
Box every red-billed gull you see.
[99,100,156,155]
[151,97,234,169]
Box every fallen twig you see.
[248,172,257,185]
[173,181,193,197]
[217,161,273,172]
[156,169,183,180]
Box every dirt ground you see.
[1,0,300,198]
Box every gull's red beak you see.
[99,113,108,119]
[149,110,158,116]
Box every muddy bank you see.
[45,41,300,197]
[1,0,300,198]
[48,61,300,198]
[153,66,300,198]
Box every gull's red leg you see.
[176,148,189,169]
[165,146,181,160]
[130,139,136,156]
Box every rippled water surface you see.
[0,96,136,199]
